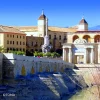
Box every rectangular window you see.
[54,35,56,40]
[17,41,18,45]
[7,48,9,52]
[13,41,14,44]
[49,35,51,39]
[23,42,25,45]
[7,40,9,44]
[26,42,28,46]
[17,35,18,38]
[10,48,12,50]
[7,34,9,37]
[20,41,21,45]
[13,48,15,51]
[10,41,12,44]
[32,42,33,46]
[23,48,25,51]
[20,36,21,38]
[59,35,61,40]
[16,48,18,51]
[64,36,67,40]
[13,35,14,38]
[31,49,34,52]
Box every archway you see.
[73,35,79,42]
[31,66,35,74]
[61,67,64,72]
[39,66,43,72]
[94,35,100,43]
[54,66,57,72]
[83,35,91,42]
[21,65,26,76]
[46,66,50,72]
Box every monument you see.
[42,17,52,53]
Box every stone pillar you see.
[63,48,66,61]
[90,48,94,63]
[90,37,94,43]
[98,44,100,63]
[84,48,87,63]
[69,48,72,63]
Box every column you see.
[84,48,87,63]
[69,48,72,63]
[90,48,94,63]
[46,18,48,35]
[98,44,100,63]
[63,48,66,61]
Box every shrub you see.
[51,52,60,58]
[43,52,51,57]
[34,51,39,57]
[16,51,25,55]
[8,50,25,55]
[8,50,14,53]
[38,52,43,57]
[33,51,61,58]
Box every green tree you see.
[43,52,51,57]
[0,46,6,53]
[16,51,25,55]
[8,50,25,55]
[33,51,39,57]
[51,52,60,58]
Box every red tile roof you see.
[38,14,46,20]
[79,18,88,24]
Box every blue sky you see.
[0,0,100,27]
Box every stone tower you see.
[38,10,46,37]
[42,17,52,53]
[78,17,88,31]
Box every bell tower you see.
[78,17,88,31]
[38,10,46,37]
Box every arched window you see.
[94,35,100,43]
[83,35,91,42]
[73,35,79,42]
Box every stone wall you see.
[0,53,88,100]
[0,53,3,83]
[2,53,74,78]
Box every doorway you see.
[74,55,84,64]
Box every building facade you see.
[15,11,100,64]
[63,18,100,64]
[0,25,26,52]
[16,11,76,53]
[0,10,100,64]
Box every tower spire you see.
[42,9,44,15]
[82,14,84,19]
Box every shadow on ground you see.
[0,67,87,100]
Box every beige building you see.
[63,18,100,64]
[0,25,26,52]
[15,11,77,53]
[1,10,99,63]
[14,11,100,61]
[26,36,43,52]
